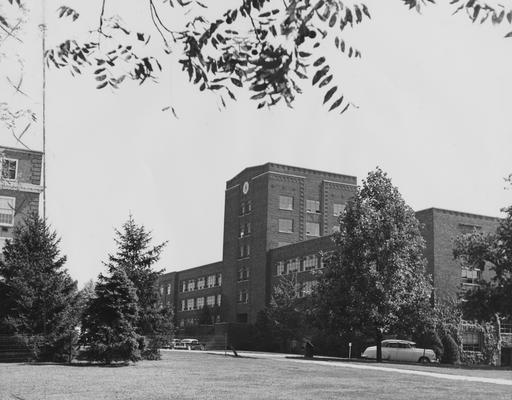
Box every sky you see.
[1,1,512,286]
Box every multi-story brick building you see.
[0,146,43,251]
[158,163,501,331]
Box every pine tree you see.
[81,268,141,364]
[0,213,78,360]
[313,168,433,362]
[105,215,172,358]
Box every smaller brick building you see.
[0,146,43,252]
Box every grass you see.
[0,351,511,400]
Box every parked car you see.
[361,339,437,363]
[173,339,205,351]
[168,339,181,349]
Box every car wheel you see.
[200,345,205,351]
[419,356,430,364]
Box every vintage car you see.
[173,338,205,351]
[361,339,437,363]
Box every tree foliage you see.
[81,268,141,363]
[104,215,172,358]
[0,213,78,361]
[2,0,512,120]
[454,198,512,323]
[312,168,433,362]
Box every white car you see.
[361,339,437,363]
[173,338,205,351]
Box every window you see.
[180,319,185,327]
[239,222,252,238]
[333,203,345,217]
[196,297,204,309]
[332,225,340,233]
[167,284,171,295]
[187,279,196,292]
[181,281,187,292]
[278,218,293,233]
[187,298,195,310]
[279,195,293,210]
[217,273,222,286]
[238,266,250,281]
[1,159,17,180]
[0,197,15,227]
[302,281,316,297]
[239,243,250,258]
[181,300,186,311]
[217,294,221,306]
[206,295,215,306]
[238,290,249,303]
[207,275,216,288]
[306,200,320,213]
[241,200,252,215]
[461,267,481,284]
[159,286,164,295]
[276,261,285,276]
[462,330,481,352]
[287,258,300,273]
[459,224,482,234]
[197,277,205,290]
[303,255,318,271]
[306,222,320,236]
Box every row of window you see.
[278,219,322,236]
[1,158,17,181]
[181,295,221,311]
[179,315,221,327]
[276,255,323,275]
[0,196,15,227]
[180,274,222,292]
[279,195,345,216]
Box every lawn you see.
[0,351,511,400]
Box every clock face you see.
[242,181,249,195]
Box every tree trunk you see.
[376,328,383,363]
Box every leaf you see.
[362,4,371,19]
[329,13,337,28]
[312,66,330,85]
[96,81,108,89]
[313,57,326,67]
[231,78,243,87]
[318,75,333,88]
[329,95,344,111]
[323,86,337,104]
[298,51,311,57]
[251,92,266,100]
[137,33,145,41]
[340,103,350,114]
[0,15,9,28]
[505,31,512,38]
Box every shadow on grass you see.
[284,356,512,371]
[22,361,132,368]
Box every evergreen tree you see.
[81,269,141,364]
[105,215,172,357]
[0,213,78,360]
[313,168,433,362]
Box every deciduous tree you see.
[313,168,433,362]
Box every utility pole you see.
[40,0,47,219]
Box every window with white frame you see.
[207,275,216,288]
[279,195,293,210]
[240,222,251,238]
[306,200,320,213]
[167,284,171,295]
[181,281,187,292]
[333,203,345,217]
[1,159,17,180]
[461,268,481,284]
[0,197,15,226]
[159,286,164,295]
[288,258,300,273]
[206,295,215,306]
[238,266,250,281]
[303,255,318,271]
[181,300,186,311]
[217,273,222,286]
[196,297,205,309]
[239,243,250,258]
[462,330,481,352]
[187,298,195,310]
[187,279,196,292]
[278,218,293,233]
[276,261,285,276]
[197,277,205,290]
[306,222,320,236]
[217,294,221,306]
[238,290,249,303]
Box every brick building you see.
[158,163,501,330]
[0,146,43,252]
